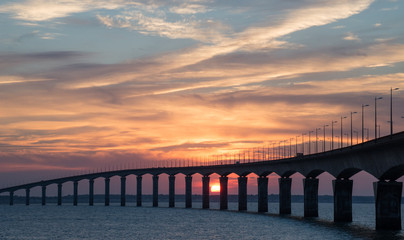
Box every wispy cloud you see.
[344,32,361,41]
[2,0,404,184]
[0,0,129,21]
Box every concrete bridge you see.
[1,132,404,230]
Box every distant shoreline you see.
[0,194,382,204]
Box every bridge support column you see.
[57,183,62,206]
[120,176,126,206]
[169,175,175,208]
[25,188,30,206]
[258,176,268,212]
[73,181,78,206]
[220,176,228,210]
[9,191,14,206]
[105,177,110,206]
[185,175,192,208]
[137,176,142,207]
[333,179,353,222]
[279,177,291,214]
[42,186,46,206]
[202,176,210,209]
[153,175,159,207]
[238,176,247,211]
[303,178,318,217]
[89,179,94,206]
[374,181,402,230]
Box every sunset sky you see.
[1,0,404,195]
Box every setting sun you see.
[211,184,220,192]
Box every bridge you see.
[1,132,404,230]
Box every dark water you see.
[1,203,404,239]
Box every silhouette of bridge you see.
[1,132,404,230]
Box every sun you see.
[211,184,220,192]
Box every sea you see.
[1,201,404,240]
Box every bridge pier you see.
[202,175,210,209]
[89,179,94,206]
[238,176,247,211]
[279,177,291,214]
[105,177,110,206]
[73,181,78,206]
[137,176,142,207]
[153,175,159,207]
[374,181,402,230]
[185,175,192,208]
[120,176,126,206]
[25,188,30,206]
[169,175,175,208]
[333,179,353,222]
[42,186,46,206]
[303,178,318,217]
[220,176,228,210]
[57,183,62,206]
[9,191,14,206]
[258,176,268,212]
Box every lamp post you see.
[350,111,357,146]
[302,133,306,155]
[331,120,337,150]
[323,125,328,152]
[290,138,293,157]
[283,140,286,158]
[315,128,321,153]
[340,116,347,148]
[308,131,313,154]
[375,96,383,139]
[296,135,300,155]
[390,87,399,135]
[362,104,369,143]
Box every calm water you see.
[1,203,404,239]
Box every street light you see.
[390,87,399,135]
[323,125,328,152]
[375,96,383,139]
[340,116,347,148]
[315,128,321,153]
[302,133,307,155]
[331,120,337,150]
[308,131,313,154]
[351,111,357,146]
[296,135,300,155]
[362,104,369,143]
[290,138,294,157]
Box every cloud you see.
[169,3,209,15]
[0,75,50,85]
[344,32,361,41]
[3,0,404,184]
[97,10,230,43]
[0,0,129,21]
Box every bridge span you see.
[1,132,404,230]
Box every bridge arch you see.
[336,168,366,180]
[379,164,404,181]
[305,169,331,179]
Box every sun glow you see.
[211,184,220,192]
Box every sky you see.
[0,0,404,196]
